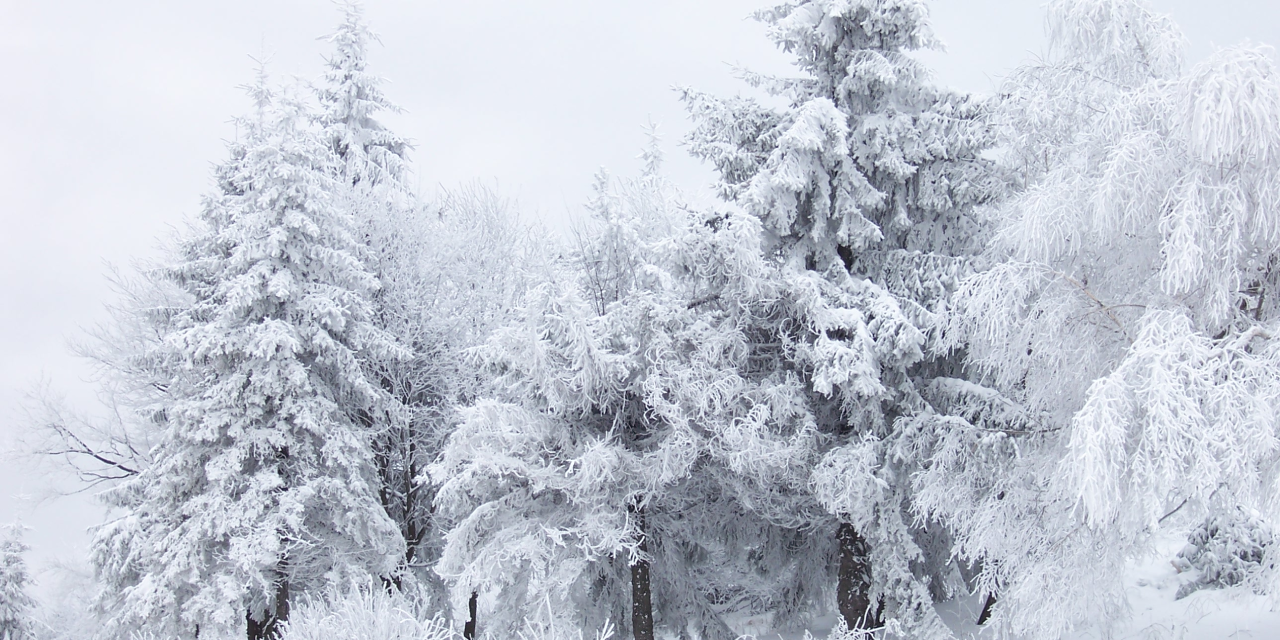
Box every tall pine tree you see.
[683,1,1001,635]
[91,70,404,640]
[317,1,409,190]
[313,5,542,602]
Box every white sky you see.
[1,0,1277,600]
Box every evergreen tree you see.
[317,1,409,190]
[0,525,34,640]
[682,0,1000,635]
[91,71,404,639]
[315,0,425,588]
[432,142,934,640]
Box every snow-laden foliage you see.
[362,183,543,598]
[919,0,1280,638]
[431,133,966,638]
[91,71,404,639]
[313,4,543,599]
[279,583,455,640]
[683,0,999,273]
[317,1,409,190]
[0,525,35,640]
[682,1,1002,636]
[1173,508,1276,599]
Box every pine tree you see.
[91,70,404,639]
[682,1,1000,635]
[0,525,35,640]
[315,1,424,588]
[432,139,939,639]
[317,1,409,190]
[917,0,1280,637]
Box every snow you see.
[940,533,1280,640]
[724,533,1280,640]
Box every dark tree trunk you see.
[836,522,879,630]
[976,593,997,625]
[629,504,654,640]
[463,591,478,640]
[246,575,290,640]
[247,611,265,640]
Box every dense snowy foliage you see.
[910,0,1280,638]
[278,584,455,640]
[1172,508,1276,599]
[431,124,975,638]
[683,1,1002,637]
[312,4,544,598]
[90,71,406,638]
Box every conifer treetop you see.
[318,1,410,189]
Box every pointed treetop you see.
[755,0,940,108]
[639,121,664,181]
[243,57,275,131]
[318,0,410,188]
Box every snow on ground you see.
[733,534,1280,640]
[1058,532,1280,640]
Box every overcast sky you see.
[2,0,1278,599]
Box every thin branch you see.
[1158,497,1189,525]
[1050,268,1133,343]
[687,293,721,310]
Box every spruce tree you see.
[683,0,1001,635]
[0,525,34,640]
[315,1,425,586]
[313,5,541,602]
[432,140,935,640]
[91,71,404,639]
[317,1,409,190]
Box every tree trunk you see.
[956,558,996,625]
[630,504,654,640]
[976,593,996,625]
[463,591,478,640]
[247,611,265,640]
[246,575,290,640]
[836,522,878,630]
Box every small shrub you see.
[1172,508,1276,599]
[279,585,457,640]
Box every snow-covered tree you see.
[362,183,543,602]
[314,2,425,588]
[915,0,1280,637]
[91,70,404,639]
[0,525,35,640]
[431,135,947,639]
[429,161,692,640]
[682,0,1001,635]
[312,6,547,600]
[317,1,409,190]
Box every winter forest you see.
[7,0,1280,638]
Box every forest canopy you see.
[11,1,1280,640]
